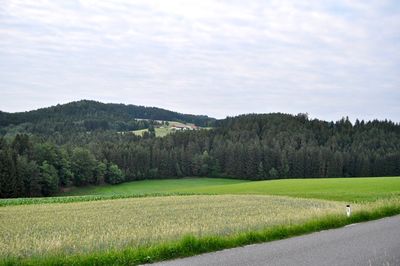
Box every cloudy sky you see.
[0,0,399,121]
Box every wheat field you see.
[0,195,343,258]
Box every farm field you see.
[0,195,344,258]
[2,1,399,265]
[1,176,400,265]
[130,127,171,137]
[61,178,245,196]
[131,120,204,137]
[63,176,400,202]
[180,177,400,202]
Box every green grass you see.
[62,178,245,196]
[131,127,173,137]
[153,127,172,137]
[2,199,400,266]
[181,177,400,202]
[130,128,148,136]
[130,120,210,137]
[2,177,399,207]
[1,176,400,265]
[0,192,202,207]
[62,176,400,203]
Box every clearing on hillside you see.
[130,120,208,137]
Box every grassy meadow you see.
[1,176,400,265]
[130,120,205,137]
[62,176,400,202]
[61,178,245,196]
[131,127,172,137]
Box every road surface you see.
[147,215,400,266]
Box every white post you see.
[346,204,351,217]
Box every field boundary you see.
[2,204,400,266]
[0,192,214,207]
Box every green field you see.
[63,177,400,202]
[1,176,400,265]
[131,127,171,137]
[62,178,245,196]
[130,120,209,137]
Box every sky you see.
[0,0,399,122]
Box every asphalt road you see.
[147,215,400,266]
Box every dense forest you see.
[0,100,214,136]
[1,101,400,198]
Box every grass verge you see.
[2,202,400,266]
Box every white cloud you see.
[0,0,399,122]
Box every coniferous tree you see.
[1,110,400,198]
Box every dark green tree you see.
[39,161,59,196]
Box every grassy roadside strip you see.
[0,193,212,207]
[2,202,400,266]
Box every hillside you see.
[130,120,211,137]
[0,100,215,136]
[1,103,400,198]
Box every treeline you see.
[1,112,400,198]
[94,114,400,181]
[0,135,124,198]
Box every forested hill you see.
[0,100,215,134]
[1,109,400,198]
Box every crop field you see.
[1,176,400,265]
[0,195,344,258]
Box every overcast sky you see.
[0,0,399,121]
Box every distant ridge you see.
[0,100,215,128]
